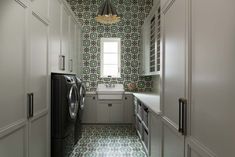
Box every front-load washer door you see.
[68,84,79,120]
[79,84,86,110]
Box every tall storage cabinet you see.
[161,0,188,156]
[0,0,28,156]
[0,0,50,157]
[28,10,49,157]
[186,0,235,157]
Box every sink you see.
[96,84,124,100]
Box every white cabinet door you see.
[161,0,187,156]
[28,12,49,157]
[123,95,134,124]
[109,102,123,123]
[162,0,186,127]
[50,0,62,73]
[82,95,97,123]
[76,26,82,76]
[97,102,109,123]
[69,17,77,73]
[163,123,184,157]
[149,113,162,157]
[97,101,123,123]
[61,6,70,72]
[141,21,150,76]
[0,0,27,156]
[187,0,235,157]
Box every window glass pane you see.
[103,54,118,65]
[103,65,119,76]
[103,42,118,53]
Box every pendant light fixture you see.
[95,0,121,25]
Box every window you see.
[100,38,121,78]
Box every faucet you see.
[106,83,115,88]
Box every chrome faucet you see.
[105,83,115,88]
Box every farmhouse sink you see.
[96,84,124,100]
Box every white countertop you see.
[133,93,161,115]
[86,91,133,95]
[86,91,161,115]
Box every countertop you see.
[86,91,133,95]
[133,93,161,115]
[86,91,161,115]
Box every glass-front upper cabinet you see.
[140,2,161,76]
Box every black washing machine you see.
[51,73,79,157]
[74,76,86,144]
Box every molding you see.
[162,0,175,14]
[15,0,30,8]
[29,108,49,122]
[186,137,217,157]
[161,116,183,137]
[0,119,27,139]
[32,11,50,25]
[61,0,80,25]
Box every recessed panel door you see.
[0,0,28,156]
[28,11,49,157]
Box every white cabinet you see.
[83,94,133,124]
[76,25,82,76]
[82,95,97,123]
[69,17,77,73]
[123,95,134,124]
[75,25,83,76]
[163,123,184,157]
[97,101,123,123]
[28,12,49,157]
[149,113,162,157]
[61,5,70,72]
[0,0,49,156]
[50,0,62,73]
[97,102,109,123]
[186,0,235,157]
[49,0,82,74]
[0,1,27,156]
[161,0,187,156]
[140,2,161,76]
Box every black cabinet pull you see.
[108,104,112,107]
[93,97,95,100]
[125,97,127,100]
[27,93,34,118]
[178,98,187,135]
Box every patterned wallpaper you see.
[67,0,153,92]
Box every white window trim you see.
[100,38,121,78]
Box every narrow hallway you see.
[70,125,147,157]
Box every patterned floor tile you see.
[70,125,146,157]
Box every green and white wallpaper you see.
[67,0,153,92]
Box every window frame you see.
[100,38,121,78]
